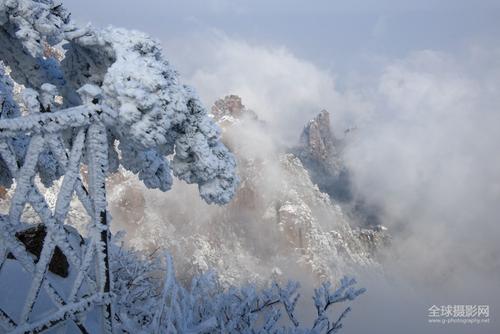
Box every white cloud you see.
[345,49,500,285]
[168,33,370,145]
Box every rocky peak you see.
[212,95,245,119]
[293,110,351,203]
[211,95,258,126]
[298,110,337,162]
[294,110,384,228]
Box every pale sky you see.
[63,0,500,74]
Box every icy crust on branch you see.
[0,0,67,89]
[0,1,238,204]
[0,66,20,187]
[171,95,238,204]
[65,27,238,203]
[0,0,69,57]
[111,245,365,333]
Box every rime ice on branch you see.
[0,0,238,204]
[111,246,366,334]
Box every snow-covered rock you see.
[105,96,383,286]
[210,95,258,128]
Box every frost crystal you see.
[0,0,238,204]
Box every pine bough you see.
[112,240,366,334]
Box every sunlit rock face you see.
[210,95,259,131]
[212,95,247,122]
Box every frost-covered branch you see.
[312,277,366,333]
[111,242,365,334]
[0,0,238,203]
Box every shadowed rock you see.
[294,110,352,202]
[7,224,72,278]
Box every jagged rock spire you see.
[293,109,351,203]
[298,109,337,162]
[211,95,258,126]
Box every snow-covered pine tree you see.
[0,0,237,332]
[0,0,238,203]
[111,238,366,333]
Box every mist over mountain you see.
[100,95,388,287]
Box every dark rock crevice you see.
[6,224,83,278]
